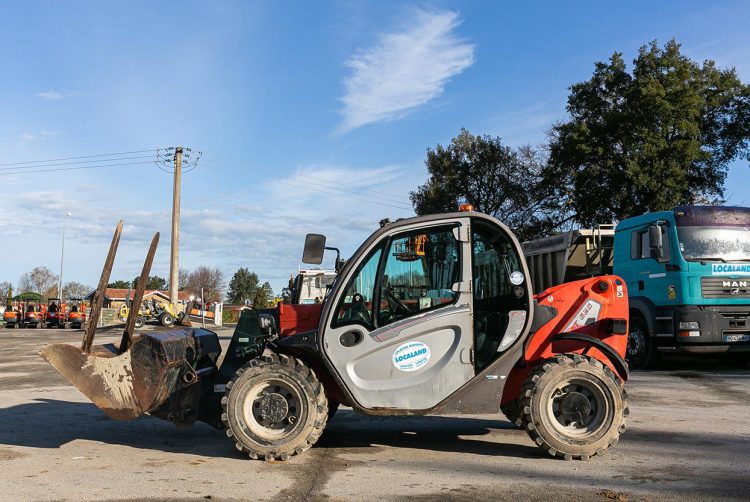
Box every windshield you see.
[676,225,750,262]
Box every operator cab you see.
[303,211,532,411]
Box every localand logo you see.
[711,264,750,275]
[392,341,431,372]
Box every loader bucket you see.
[40,330,200,420]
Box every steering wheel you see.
[384,287,411,316]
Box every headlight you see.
[679,321,699,330]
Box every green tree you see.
[227,267,260,304]
[107,280,132,289]
[547,39,750,226]
[132,275,168,290]
[252,281,274,309]
[410,129,563,241]
[226,269,273,308]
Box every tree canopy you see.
[132,275,168,290]
[226,268,274,308]
[182,266,225,303]
[410,128,563,240]
[546,39,750,226]
[107,280,132,289]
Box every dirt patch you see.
[396,484,648,502]
[671,372,750,402]
[0,447,29,461]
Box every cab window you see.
[377,226,460,327]
[332,246,383,329]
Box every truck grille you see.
[701,277,750,298]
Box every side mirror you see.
[302,233,326,264]
[648,225,663,260]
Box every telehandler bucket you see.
[39,222,197,421]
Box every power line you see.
[0,161,155,177]
[0,149,157,167]
[0,154,155,172]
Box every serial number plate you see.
[724,334,750,343]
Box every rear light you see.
[678,330,701,337]
[458,203,475,212]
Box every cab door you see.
[320,218,474,410]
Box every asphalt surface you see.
[1,327,749,501]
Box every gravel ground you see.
[1,327,749,501]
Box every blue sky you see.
[1,0,749,294]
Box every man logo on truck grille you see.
[722,281,747,288]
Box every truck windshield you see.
[676,225,750,262]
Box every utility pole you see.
[169,147,183,305]
[155,146,201,306]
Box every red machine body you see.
[501,275,629,407]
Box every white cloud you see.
[0,164,424,293]
[36,90,65,101]
[19,130,59,141]
[339,9,474,133]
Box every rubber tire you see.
[222,354,328,461]
[500,399,525,428]
[626,315,657,370]
[159,313,175,327]
[134,316,145,329]
[521,354,628,461]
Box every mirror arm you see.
[325,246,343,271]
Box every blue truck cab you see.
[614,206,750,368]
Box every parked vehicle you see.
[41,212,630,462]
[24,303,42,328]
[523,205,750,368]
[66,298,87,329]
[44,298,65,328]
[3,307,22,328]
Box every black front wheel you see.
[521,354,628,460]
[222,354,328,461]
[626,316,657,370]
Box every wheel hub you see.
[256,392,288,424]
[558,391,592,424]
[628,329,644,357]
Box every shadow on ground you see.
[0,398,537,460]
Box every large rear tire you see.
[521,354,628,460]
[222,354,328,461]
[626,315,657,370]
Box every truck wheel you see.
[222,354,328,461]
[626,315,656,370]
[159,313,175,327]
[500,399,524,427]
[520,354,628,460]
[134,316,145,329]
